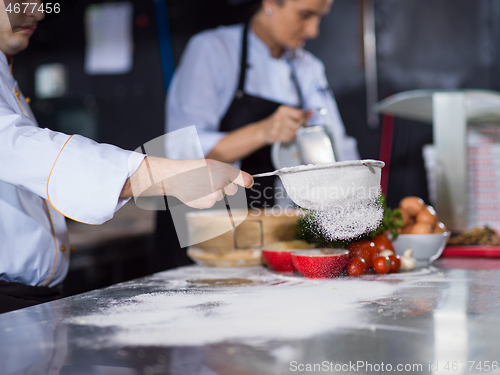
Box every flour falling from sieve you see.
[279,161,384,240]
[303,199,383,241]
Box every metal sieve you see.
[253,160,385,210]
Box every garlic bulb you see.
[378,249,395,257]
[400,249,417,270]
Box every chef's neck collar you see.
[0,50,14,76]
[248,24,303,61]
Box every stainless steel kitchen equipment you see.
[4,258,500,375]
[271,108,336,169]
[295,125,336,165]
[376,89,500,232]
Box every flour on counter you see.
[66,266,434,348]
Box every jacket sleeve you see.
[0,98,145,225]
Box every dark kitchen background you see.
[12,0,500,294]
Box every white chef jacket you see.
[0,53,145,287]
[166,23,359,163]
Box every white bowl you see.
[391,233,449,263]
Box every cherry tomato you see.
[347,257,367,276]
[388,255,401,273]
[372,234,394,254]
[348,240,376,267]
[373,256,390,274]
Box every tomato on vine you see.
[348,240,377,268]
[373,256,390,274]
[388,255,401,273]
[372,233,394,254]
[347,257,367,276]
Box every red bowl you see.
[262,249,295,273]
[291,249,349,279]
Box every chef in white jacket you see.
[0,2,253,313]
[166,0,359,208]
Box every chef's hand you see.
[258,105,309,144]
[120,157,254,209]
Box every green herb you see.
[294,210,351,249]
[368,195,403,240]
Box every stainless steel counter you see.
[2,258,500,375]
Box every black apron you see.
[219,23,304,208]
[0,281,62,314]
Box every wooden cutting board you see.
[186,209,302,266]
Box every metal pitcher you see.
[295,125,336,165]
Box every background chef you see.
[165,0,360,208]
[0,1,253,313]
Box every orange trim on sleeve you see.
[13,89,26,116]
[42,200,58,287]
[45,135,94,225]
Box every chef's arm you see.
[206,121,267,163]
[207,105,307,163]
[120,157,254,209]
